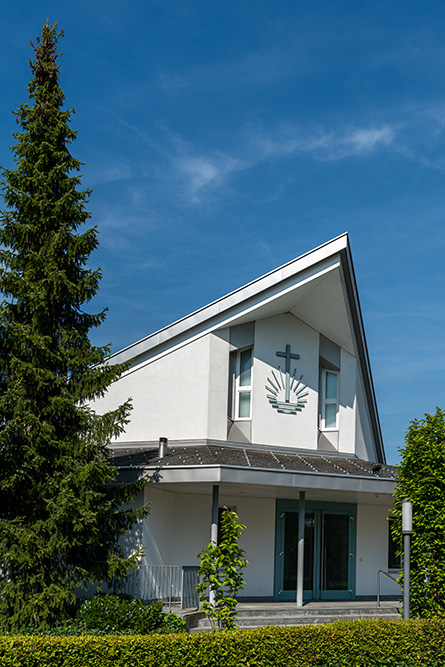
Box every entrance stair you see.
[188,600,401,632]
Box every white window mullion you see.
[321,369,339,430]
[236,348,252,420]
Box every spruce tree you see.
[0,22,147,630]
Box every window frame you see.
[388,517,401,570]
[320,368,339,431]
[234,347,253,421]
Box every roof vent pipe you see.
[158,437,168,459]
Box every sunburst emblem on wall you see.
[265,344,308,415]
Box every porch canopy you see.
[110,441,397,604]
[110,440,396,502]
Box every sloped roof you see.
[109,234,354,364]
[107,233,385,463]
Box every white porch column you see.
[209,484,219,606]
[296,490,305,607]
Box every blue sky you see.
[1,1,445,464]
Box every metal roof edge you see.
[108,438,362,460]
[106,233,349,365]
[115,461,396,483]
[338,242,385,464]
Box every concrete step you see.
[233,606,400,619]
[191,616,400,632]
[191,604,401,632]
[235,613,400,627]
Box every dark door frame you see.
[274,499,357,601]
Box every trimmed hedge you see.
[0,619,444,666]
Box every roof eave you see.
[107,233,350,366]
[339,243,385,464]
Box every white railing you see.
[120,565,199,611]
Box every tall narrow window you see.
[321,369,339,430]
[388,518,401,569]
[236,348,252,419]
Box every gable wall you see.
[337,349,357,455]
[243,313,360,455]
[252,314,319,449]
[355,366,378,461]
[97,312,376,458]
[95,336,214,442]
[207,330,231,440]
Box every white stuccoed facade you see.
[98,234,400,602]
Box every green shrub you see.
[1,619,445,666]
[393,408,445,618]
[161,613,186,633]
[197,507,248,630]
[75,594,164,634]
[1,595,185,637]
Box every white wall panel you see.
[252,314,319,449]
[356,503,400,597]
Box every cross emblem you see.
[276,344,300,403]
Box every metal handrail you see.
[120,565,199,610]
[377,568,398,607]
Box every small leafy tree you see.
[392,407,445,618]
[0,22,148,630]
[196,507,248,631]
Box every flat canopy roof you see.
[110,443,396,502]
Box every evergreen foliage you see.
[0,22,148,630]
[196,507,248,631]
[392,407,445,618]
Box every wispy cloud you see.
[140,258,170,271]
[174,154,240,202]
[381,101,445,171]
[106,102,399,205]
[337,126,395,155]
[96,209,161,254]
[167,122,396,204]
[252,124,395,161]
[85,157,133,186]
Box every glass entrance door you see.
[275,501,356,601]
[320,511,351,598]
[282,511,315,596]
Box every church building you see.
[98,233,399,602]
